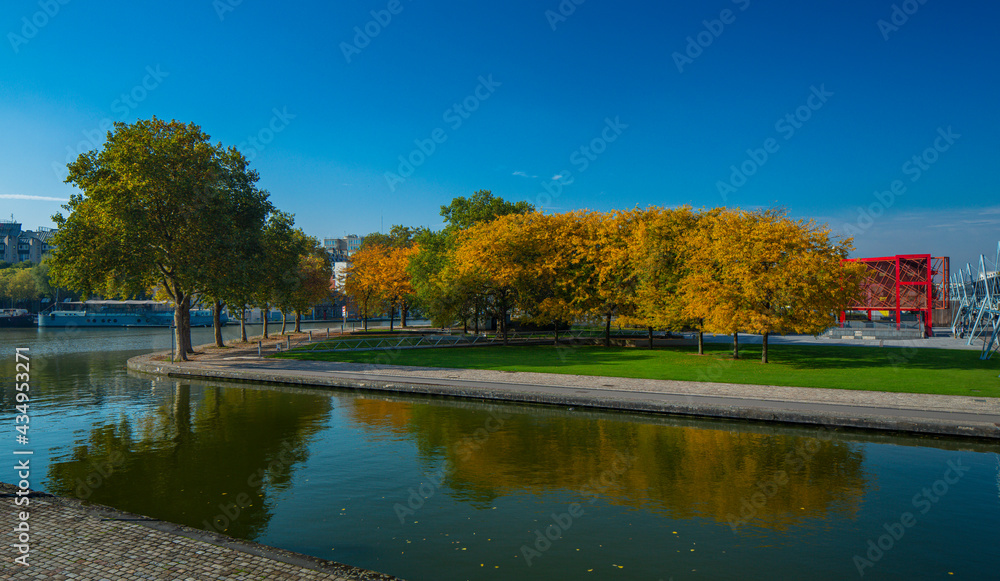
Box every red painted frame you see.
[842,255,949,336]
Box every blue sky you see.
[2,0,998,269]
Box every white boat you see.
[38,300,224,328]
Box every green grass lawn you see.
[276,342,1000,397]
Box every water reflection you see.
[46,383,331,539]
[346,397,868,530]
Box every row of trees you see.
[0,260,76,308]
[344,191,865,363]
[49,118,332,360]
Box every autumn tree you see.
[566,209,646,347]
[343,243,388,331]
[409,191,534,330]
[380,245,418,330]
[681,208,864,363]
[50,118,269,360]
[514,211,591,343]
[627,207,718,353]
[451,213,553,345]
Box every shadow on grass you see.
[281,342,998,374]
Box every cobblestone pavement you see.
[1,485,403,580]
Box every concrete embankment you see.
[128,348,1000,441]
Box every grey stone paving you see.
[0,485,403,580]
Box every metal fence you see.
[289,328,665,353]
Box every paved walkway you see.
[0,484,403,580]
[128,337,1000,440]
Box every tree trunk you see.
[240,307,248,343]
[554,322,559,346]
[280,310,287,334]
[183,302,194,353]
[500,296,508,346]
[474,304,479,334]
[604,311,612,348]
[648,326,654,350]
[463,317,468,334]
[697,330,704,355]
[402,302,408,327]
[294,311,302,333]
[389,303,395,331]
[762,332,769,364]
[732,332,740,359]
[363,316,368,331]
[262,305,269,339]
[173,294,189,362]
[213,299,225,348]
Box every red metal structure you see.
[842,255,949,336]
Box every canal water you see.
[1,326,998,580]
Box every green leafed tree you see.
[50,117,271,359]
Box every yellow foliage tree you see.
[451,213,553,345]
[571,209,646,347]
[681,208,865,362]
[380,245,418,330]
[628,206,720,353]
[343,244,387,331]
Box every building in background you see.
[323,234,364,262]
[0,219,57,264]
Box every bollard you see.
[308,330,313,342]
[286,336,291,349]
[257,341,261,358]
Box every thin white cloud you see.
[815,206,1000,269]
[0,194,69,202]
[512,171,537,178]
[551,174,564,181]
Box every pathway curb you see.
[128,352,1000,441]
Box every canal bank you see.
[128,345,1000,440]
[0,483,403,580]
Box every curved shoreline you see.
[128,350,1000,440]
[0,482,403,580]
